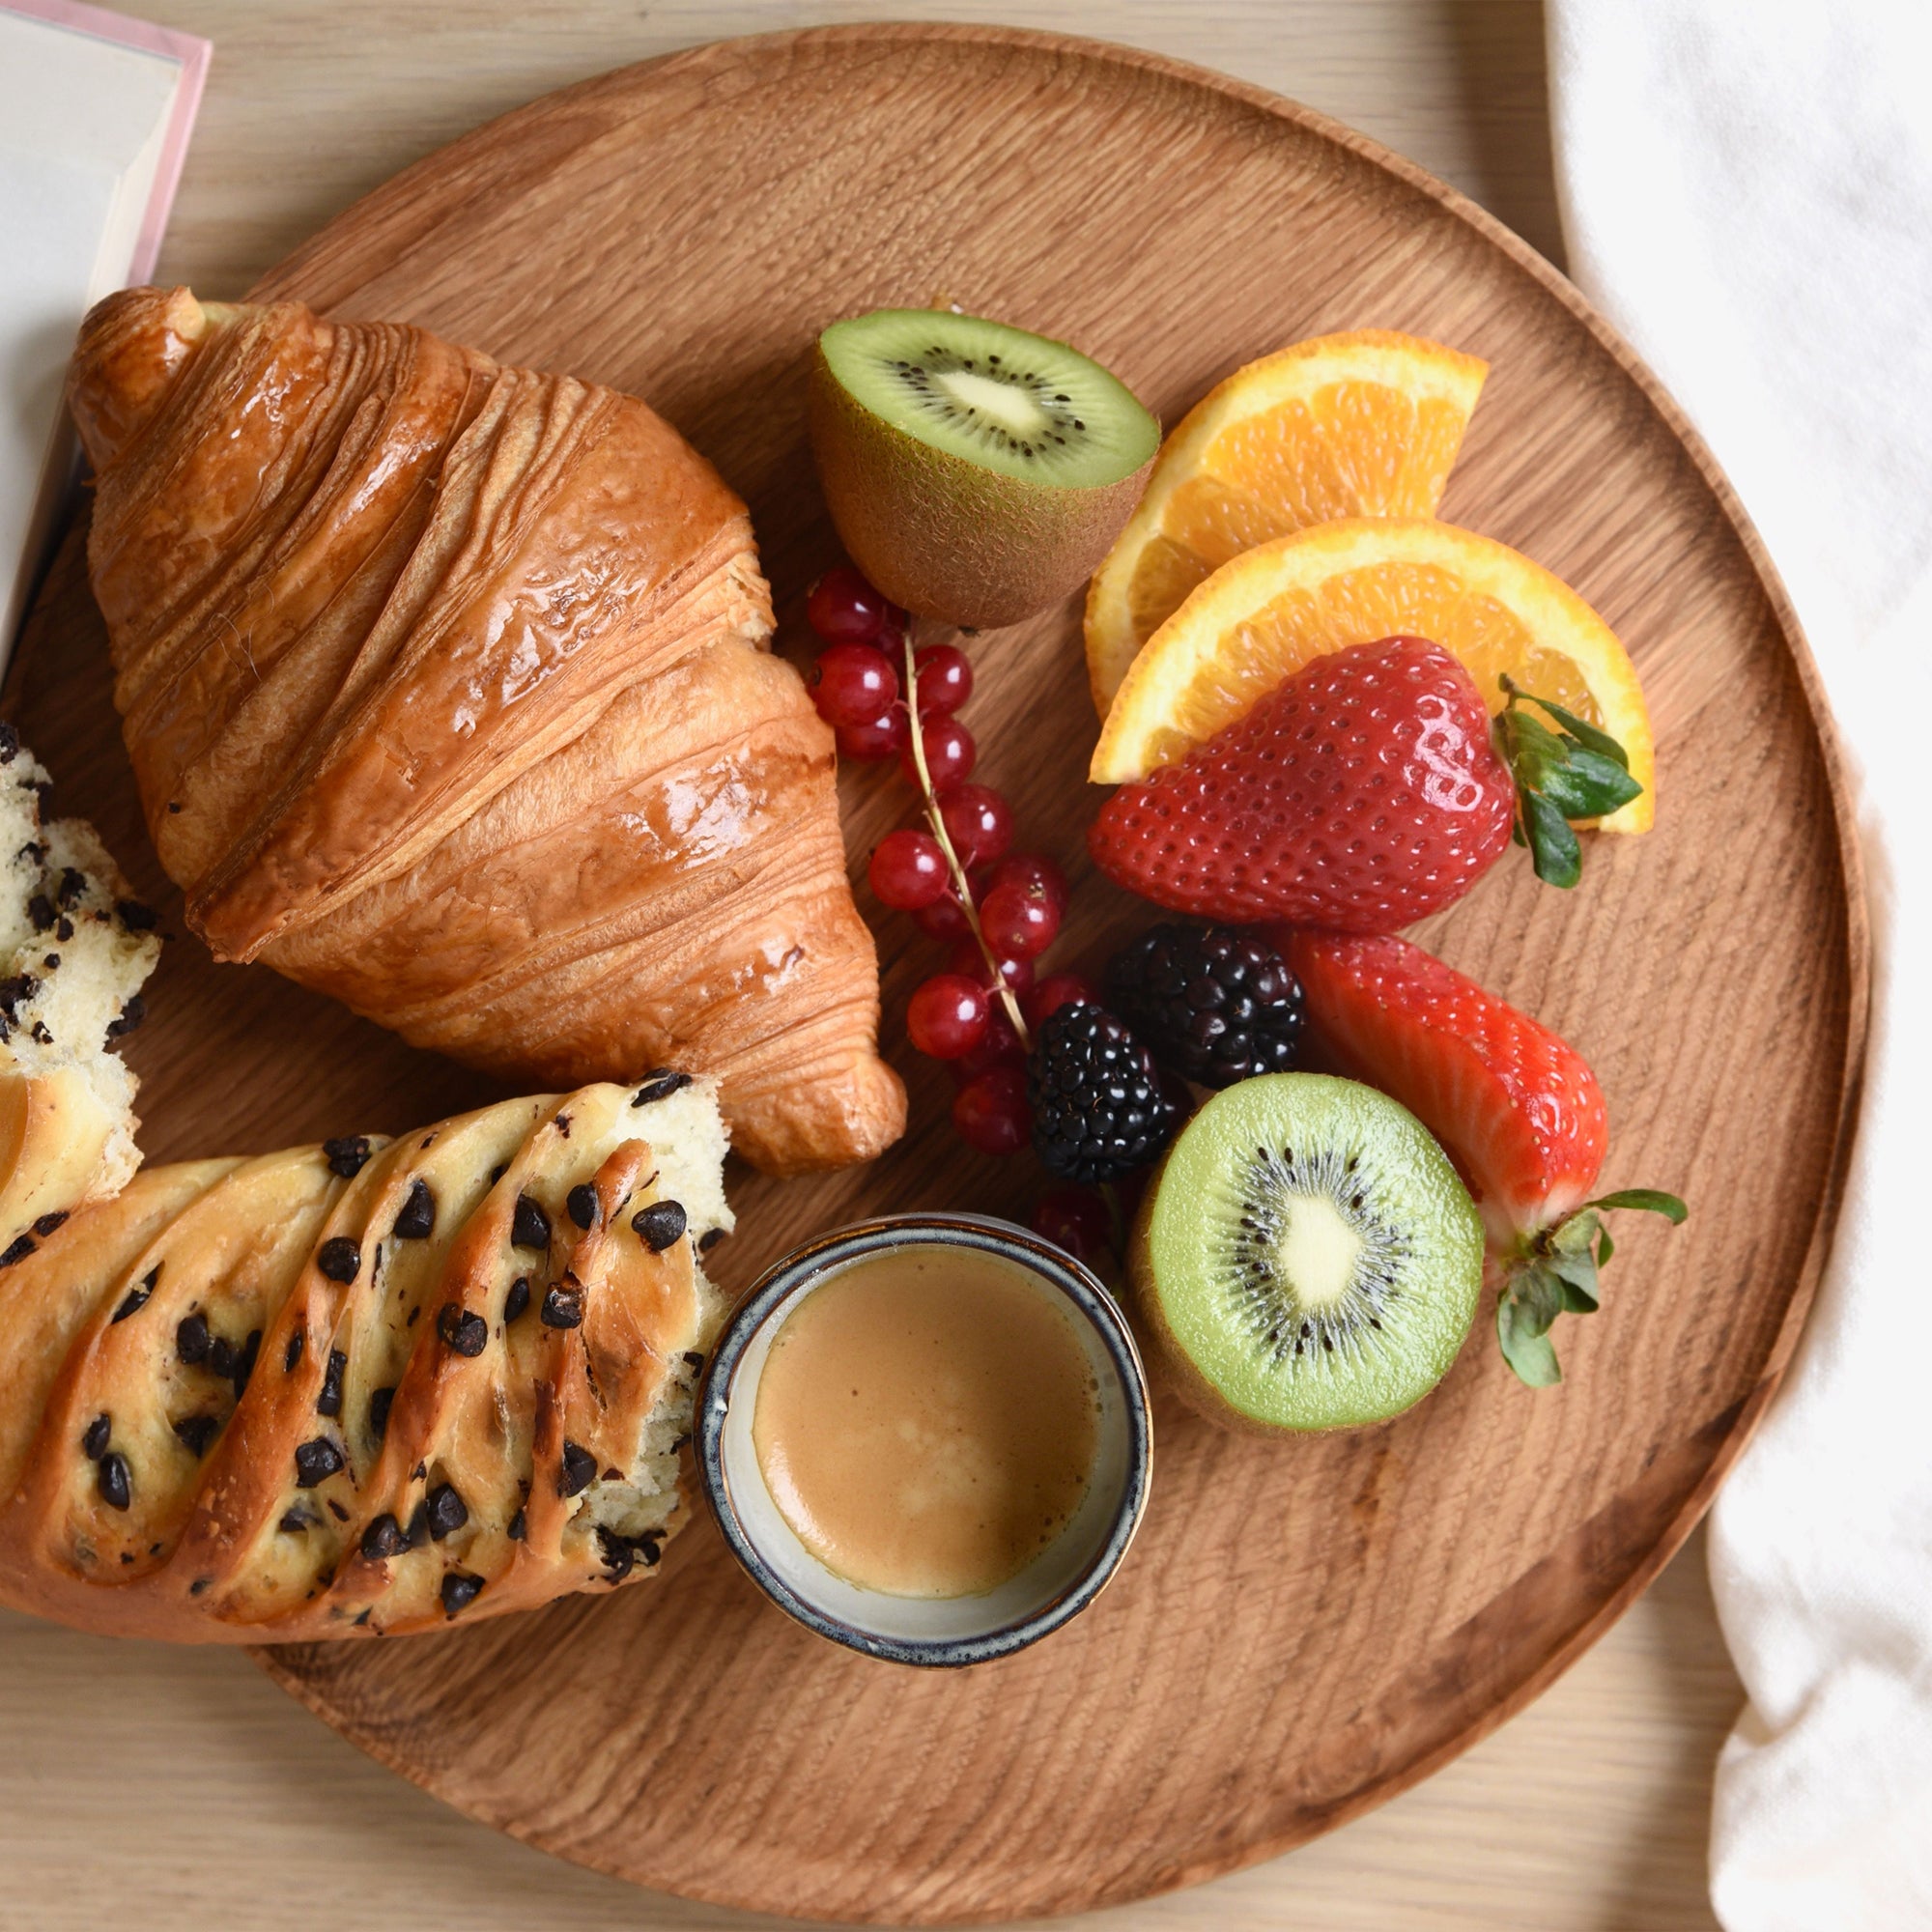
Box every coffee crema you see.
[751,1246,1100,1600]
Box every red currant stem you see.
[902,620,1032,1053]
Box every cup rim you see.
[695,1212,1152,1668]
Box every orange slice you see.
[1084,330,1488,715]
[1089,518,1655,833]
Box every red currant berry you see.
[938,783,1013,866]
[913,643,974,716]
[835,707,908,761]
[810,643,897,728]
[867,829,949,910]
[952,1066,1031,1155]
[980,880,1061,959]
[951,1005,1025,1084]
[914,889,975,942]
[951,939,1035,1000]
[1024,972,1098,1028]
[983,851,1068,913]
[807,566,891,645]
[1032,1186,1113,1264]
[905,974,989,1059]
[900,718,975,790]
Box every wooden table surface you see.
[0,3,1737,1927]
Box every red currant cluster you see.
[802,565,1097,1155]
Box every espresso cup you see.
[695,1213,1151,1667]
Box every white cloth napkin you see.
[1548,2,1932,1923]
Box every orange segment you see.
[1085,331,1488,715]
[1090,519,1655,835]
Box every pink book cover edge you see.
[3,0,212,281]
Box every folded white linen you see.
[1548,3,1932,1923]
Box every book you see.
[0,0,210,661]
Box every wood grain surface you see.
[0,9,1861,1929]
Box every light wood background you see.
[0,4,1740,1929]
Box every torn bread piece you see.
[0,724,161,1265]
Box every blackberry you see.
[1027,1004,1172,1185]
[1107,923,1303,1088]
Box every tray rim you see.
[204,17,1870,1918]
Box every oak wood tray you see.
[11,22,1866,1925]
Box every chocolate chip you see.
[80,1413,110,1459]
[440,1572,484,1617]
[511,1194,550,1251]
[232,1328,261,1397]
[176,1311,209,1366]
[55,867,85,908]
[110,1280,152,1322]
[554,1113,572,1139]
[26,894,54,933]
[682,1350,705,1373]
[284,1331,305,1373]
[631,1069,693,1106]
[699,1228,725,1253]
[315,1349,347,1417]
[323,1136,372,1179]
[172,1414,217,1457]
[32,1210,67,1238]
[56,917,74,940]
[503,1277,530,1324]
[354,1608,372,1627]
[368,1385,395,1443]
[597,1527,635,1579]
[29,1020,52,1047]
[632,1200,687,1252]
[637,1533,663,1567]
[0,723,15,761]
[317,1237,361,1283]
[327,1499,349,1521]
[540,1282,583,1330]
[404,1500,431,1548]
[115,899,157,932]
[0,974,38,1021]
[391,1179,436,1240]
[294,1437,344,1488]
[566,1183,599,1231]
[506,1508,526,1542]
[0,1235,36,1267]
[438,1305,487,1356]
[43,952,60,970]
[103,995,146,1042]
[557,1440,596,1497]
[425,1483,468,1541]
[97,1452,130,1511]
[360,1514,408,1560]
[278,1509,309,1535]
[207,1333,238,1378]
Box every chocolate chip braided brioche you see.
[0,1075,730,1642]
[0,724,161,1263]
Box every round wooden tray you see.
[13,22,1865,1925]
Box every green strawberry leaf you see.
[1589,1188,1689,1222]
[1497,1280,1564,1386]
[1533,746,1644,820]
[1499,678,1633,770]
[1519,788,1581,887]
[1500,1189,1687,1389]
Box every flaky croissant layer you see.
[0,1076,731,1643]
[67,287,905,1176]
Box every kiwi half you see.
[810,308,1159,629]
[1130,1073,1484,1433]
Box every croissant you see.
[64,286,905,1177]
[0,727,160,1261]
[0,1074,730,1642]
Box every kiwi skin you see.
[809,341,1156,630]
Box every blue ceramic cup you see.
[696,1212,1151,1667]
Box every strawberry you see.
[1089,636,1516,931]
[1279,927,1685,1386]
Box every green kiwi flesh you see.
[810,308,1159,628]
[1130,1074,1484,1432]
